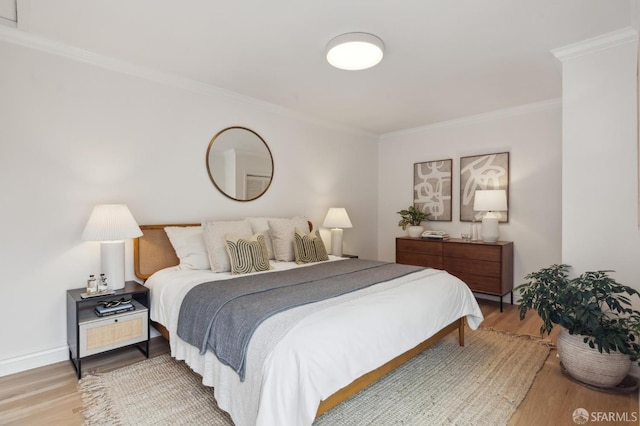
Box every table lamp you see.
[82,204,143,290]
[473,190,507,243]
[322,207,353,257]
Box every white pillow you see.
[164,226,210,270]
[202,220,253,272]
[268,216,310,262]
[246,217,276,259]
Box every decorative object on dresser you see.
[396,237,514,311]
[516,264,640,390]
[322,207,353,257]
[421,230,450,241]
[81,205,143,290]
[67,281,150,379]
[473,189,508,243]
[460,152,509,222]
[397,205,428,238]
[413,159,452,221]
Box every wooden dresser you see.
[396,237,514,311]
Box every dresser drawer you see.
[396,238,443,256]
[451,273,503,295]
[444,243,502,262]
[79,308,148,357]
[443,257,501,277]
[396,251,443,269]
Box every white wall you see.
[3,20,636,379]
[557,28,640,291]
[0,31,378,375]
[377,102,563,302]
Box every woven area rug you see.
[80,328,550,426]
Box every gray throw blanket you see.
[177,259,424,380]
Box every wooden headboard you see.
[133,221,314,280]
[133,224,199,280]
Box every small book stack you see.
[95,302,135,317]
[421,231,450,240]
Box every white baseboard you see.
[0,326,161,378]
[0,346,69,378]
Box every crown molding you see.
[0,25,375,138]
[379,98,561,140]
[552,27,638,62]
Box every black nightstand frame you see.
[66,281,150,379]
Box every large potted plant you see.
[397,206,428,237]
[516,264,640,388]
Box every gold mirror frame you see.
[206,127,274,202]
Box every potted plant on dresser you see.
[516,264,640,389]
[397,206,429,238]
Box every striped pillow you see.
[293,228,329,264]
[225,233,272,274]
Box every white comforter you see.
[144,257,484,426]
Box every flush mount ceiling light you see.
[326,32,384,71]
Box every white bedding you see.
[144,257,484,426]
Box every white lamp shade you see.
[323,208,353,229]
[326,33,384,71]
[323,208,352,257]
[82,204,143,241]
[82,205,142,290]
[473,190,507,212]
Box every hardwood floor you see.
[0,338,170,426]
[0,300,637,425]
[489,301,639,426]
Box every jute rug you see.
[80,328,550,425]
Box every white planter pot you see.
[407,225,424,238]
[557,327,631,388]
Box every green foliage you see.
[396,206,428,230]
[516,264,640,362]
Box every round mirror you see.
[206,127,274,201]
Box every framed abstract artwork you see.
[413,159,452,221]
[460,152,509,222]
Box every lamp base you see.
[330,228,344,257]
[101,241,126,290]
[481,213,500,243]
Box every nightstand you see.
[66,281,150,378]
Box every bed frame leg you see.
[458,317,465,346]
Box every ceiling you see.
[7,0,635,135]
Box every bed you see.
[133,223,484,426]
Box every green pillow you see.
[293,228,329,264]
[225,233,272,274]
